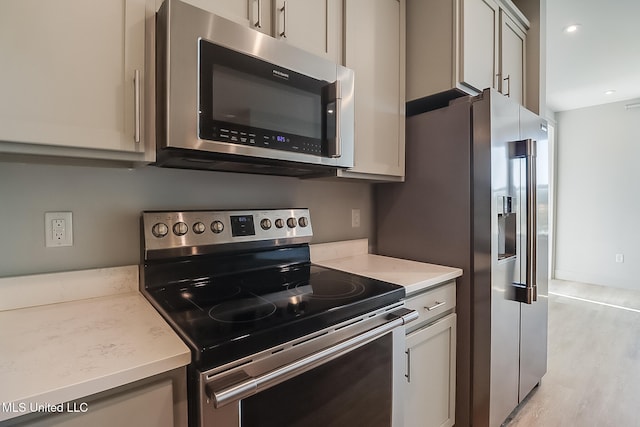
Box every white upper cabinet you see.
[461,0,500,94]
[406,0,529,106]
[499,9,526,105]
[0,0,153,163]
[272,0,343,64]
[178,0,269,32]
[339,0,406,181]
[182,0,342,64]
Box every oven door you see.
[198,307,417,427]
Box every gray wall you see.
[0,162,373,278]
[554,98,640,290]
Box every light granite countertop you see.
[311,239,463,295]
[0,266,190,422]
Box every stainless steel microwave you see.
[155,0,355,177]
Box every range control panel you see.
[142,208,313,254]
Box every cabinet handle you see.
[495,73,501,91]
[503,74,511,97]
[279,1,287,38]
[254,0,262,28]
[405,349,411,383]
[425,301,446,311]
[134,69,141,143]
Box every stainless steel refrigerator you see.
[376,89,548,427]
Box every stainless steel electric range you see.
[140,208,417,427]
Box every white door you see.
[272,0,342,63]
[405,314,457,427]
[500,10,526,104]
[461,0,499,92]
[0,0,146,153]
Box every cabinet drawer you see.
[405,281,456,329]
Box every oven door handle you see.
[208,308,418,408]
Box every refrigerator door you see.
[483,89,522,427]
[518,106,549,400]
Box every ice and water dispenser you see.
[498,195,516,260]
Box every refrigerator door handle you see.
[510,139,537,304]
[526,139,537,303]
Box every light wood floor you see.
[505,279,640,426]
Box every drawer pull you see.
[424,301,446,311]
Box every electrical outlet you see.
[45,212,73,247]
[351,209,361,228]
[615,253,624,263]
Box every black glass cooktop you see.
[146,263,404,369]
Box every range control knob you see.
[193,222,206,234]
[173,222,188,236]
[211,220,224,234]
[151,223,169,238]
[298,217,309,228]
[260,218,272,230]
[274,218,285,229]
[287,218,297,228]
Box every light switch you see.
[351,209,361,228]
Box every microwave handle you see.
[327,80,342,158]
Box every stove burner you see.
[208,296,277,323]
[290,278,366,300]
[179,284,242,311]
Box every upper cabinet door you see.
[0,0,147,155]
[179,0,272,34]
[406,0,532,109]
[342,0,405,180]
[500,10,526,105]
[273,0,343,64]
[178,1,342,62]
[460,0,500,93]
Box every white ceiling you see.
[546,0,640,112]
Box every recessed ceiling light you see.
[564,24,581,33]
[605,90,616,95]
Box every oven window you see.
[241,334,392,426]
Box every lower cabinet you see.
[404,282,456,427]
[5,368,187,427]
